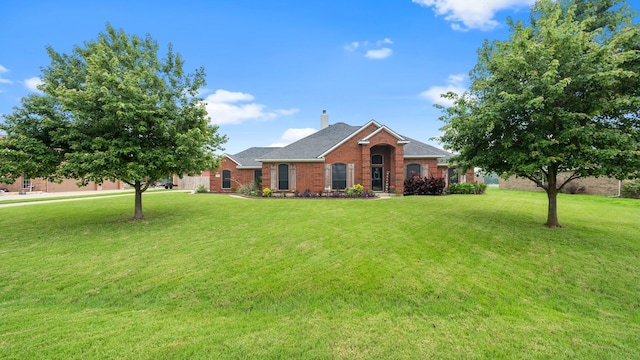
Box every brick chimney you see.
[320,110,329,129]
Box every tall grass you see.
[0,190,638,359]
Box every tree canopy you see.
[437,0,640,227]
[0,24,227,219]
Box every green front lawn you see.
[0,190,638,359]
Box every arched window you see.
[332,163,347,190]
[222,170,231,189]
[406,164,421,179]
[278,164,289,190]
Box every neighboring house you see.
[210,111,474,194]
[499,175,628,196]
[0,176,124,193]
[0,134,125,193]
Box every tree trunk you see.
[544,168,561,228]
[133,180,144,220]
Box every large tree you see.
[438,0,640,227]
[0,24,227,219]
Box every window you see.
[332,163,347,190]
[254,169,262,189]
[278,164,289,190]
[371,154,383,165]
[406,164,421,179]
[22,178,32,189]
[448,168,459,184]
[222,170,231,189]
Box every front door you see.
[372,167,383,191]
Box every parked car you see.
[0,187,9,193]
[162,182,177,189]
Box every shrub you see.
[352,184,364,195]
[262,187,273,197]
[447,182,487,194]
[561,183,586,194]
[404,176,446,195]
[195,184,208,193]
[238,183,254,196]
[296,190,320,198]
[622,179,640,199]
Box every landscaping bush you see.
[403,176,446,195]
[294,185,376,199]
[622,179,640,199]
[447,182,487,194]
[262,187,273,197]
[296,190,321,198]
[194,185,208,193]
[561,182,586,194]
[238,183,254,196]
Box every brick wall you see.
[209,157,257,192]
[500,174,626,196]
[0,177,123,193]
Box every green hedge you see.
[447,182,487,195]
[622,179,640,199]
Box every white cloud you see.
[207,89,254,103]
[345,38,394,59]
[412,0,534,31]
[204,89,298,125]
[344,41,360,51]
[269,127,317,147]
[274,108,300,116]
[0,64,13,85]
[24,77,43,92]
[365,48,393,60]
[420,73,467,106]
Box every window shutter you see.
[270,165,277,190]
[324,164,331,191]
[289,164,296,190]
[347,163,355,188]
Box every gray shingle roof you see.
[227,147,280,167]
[257,122,361,160]
[403,136,453,158]
[247,121,452,162]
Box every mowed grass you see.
[0,190,638,359]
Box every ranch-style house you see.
[210,111,474,194]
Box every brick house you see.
[0,176,123,193]
[210,111,474,194]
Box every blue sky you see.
[2,0,638,155]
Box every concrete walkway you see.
[0,189,189,208]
